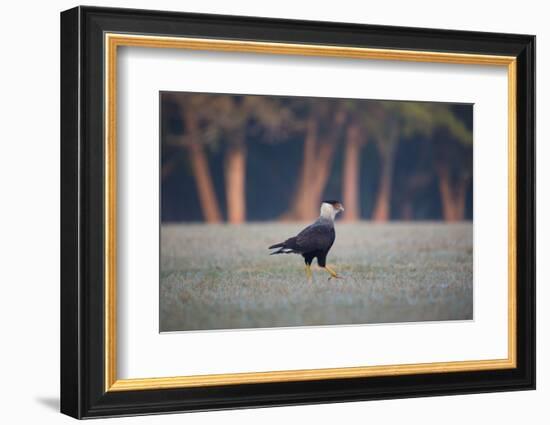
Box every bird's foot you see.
[324,266,342,280]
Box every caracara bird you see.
[269,200,344,280]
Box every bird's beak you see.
[339,206,345,212]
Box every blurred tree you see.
[401,103,473,221]
[430,106,473,221]
[205,95,293,223]
[337,101,401,222]
[393,135,434,220]
[340,99,371,222]
[369,101,472,221]
[164,93,222,223]
[341,122,363,221]
[204,95,248,224]
[161,93,472,223]
[283,98,347,221]
[370,102,422,222]
[338,100,472,222]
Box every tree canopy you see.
[161,92,473,223]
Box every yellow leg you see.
[305,264,313,281]
[324,265,341,279]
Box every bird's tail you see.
[268,238,297,255]
[269,242,286,255]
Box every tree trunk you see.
[188,144,222,223]
[183,110,222,223]
[283,117,318,221]
[455,179,467,221]
[438,166,454,220]
[224,140,246,224]
[283,115,341,221]
[342,124,361,222]
[437,165,466,221]
[307,139,337,215]
[372,145,396,222]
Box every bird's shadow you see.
[35,396,59,412]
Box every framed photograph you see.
[60,6,535,419]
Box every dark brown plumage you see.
[269,201,344,280]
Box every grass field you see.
[160,222,473,332]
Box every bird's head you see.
[320,200,344,220]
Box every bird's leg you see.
[305,264,313,282]
[324,265,342,280]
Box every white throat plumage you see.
[320,202,338,221]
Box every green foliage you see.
[165,92,472,150]
[345,99,472,148]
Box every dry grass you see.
[160,222,473,332]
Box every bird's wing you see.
[295,221,335,253]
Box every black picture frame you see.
[61,5,535,419]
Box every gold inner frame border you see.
[104,33,517,392]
